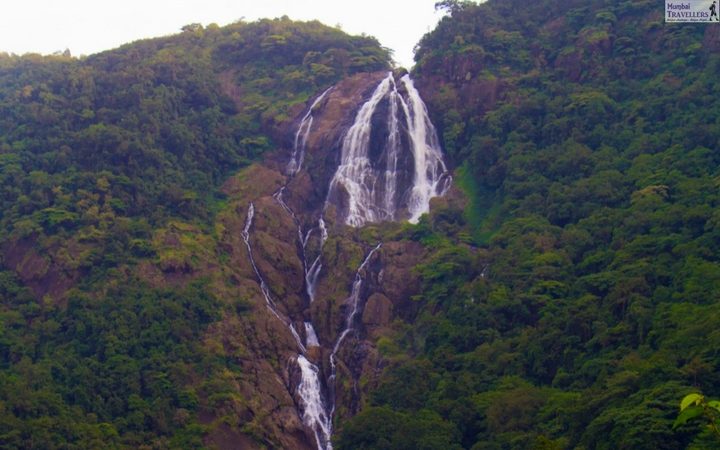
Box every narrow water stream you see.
[241,74,449,449]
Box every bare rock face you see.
[5,68,449,450]
[0,61,450,448]
[1,236,83,304]
[237,72,448,442]
[362,293,393,329]
[283,71,389,223]
[201,164,313,449]
[101,70,446,449]
[374,241,425,313]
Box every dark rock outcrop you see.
[101,71,448,449]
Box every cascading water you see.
[326,72,451,227]
[300,243,382,450]
[305,322,320,347]
[305,218,327,303]
[297,355,333,450]
[383,86,402,218]
[273,187,327,305]
[328,244,382,417]
[273,116,383,449]
[327,75,394,226]
[242,199,332,449]
[242,205,282,322]
[400,75,452,223]
[287,87,333,175]
[270,190,335,449]
[242,74,448,450]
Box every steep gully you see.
[241,72,450,449]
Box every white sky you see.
[0,0,446,68]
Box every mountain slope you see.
[0,18,391,449]
[337,0,720,449]
[3,2,720,449]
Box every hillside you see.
[1,1,720,449]
[337,0,720,449]
[0,18,391,449]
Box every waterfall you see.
[383,86,402,219]
[297,355,333,450]
[326,72,450,227]
[271,187,328,305]
[295,353,331,450]
[296,243,381,450]
[268,187,335,449]
[305,218,328,303]
[288,87,333,175]
[329,243,382,418]
[305,322,320,347]
[327,75,394,226]
[243,75,445,449]
[242,202,307,352]
[399,75,452,222]
[242,200,333,449]
[330,243,382,368]
[260,184,382,449]
[241,204,282,323]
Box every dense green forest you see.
[2,0,720,449]
[0,18,390,448]
[337,0,720,448]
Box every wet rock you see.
[306,346,323,363]
[1,236,79,303]
[190,71,450,448]
[362,293,393,328]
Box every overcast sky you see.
[0,0,447,68]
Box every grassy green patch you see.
[454,163,502,245]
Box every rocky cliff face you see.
[178,70,452,448]
[0,69,451,449]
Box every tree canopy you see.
[337,0,720,448]
[0,18,390,448]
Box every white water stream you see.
[242,74,448,449]
[327,72,450,226]
[287,87,333,175]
